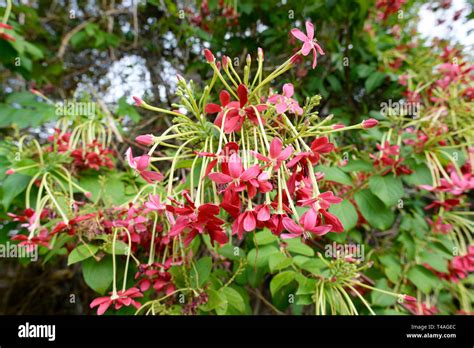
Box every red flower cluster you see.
[370,141,412,176]
[71,141,114,171]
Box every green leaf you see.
[190,257,212,287]
[369,175,404,207]
[327,75,342,92]
[398,231,416,260]
[247,245,279,268]
[371,279,397,306]
[219,287,245,313]
[104,176,127,205]
[419,250,449,273]
[378,254,402,283]
[365,72,386,94]
[255,229,278,245]
[328,199,358,231]
[68,244,99,265]
[270,271,296,297]
[295,274,317,295]
[403,163,432,186]
[82,256,114,295]
[102,240,130,256]
[316,165,353,186]
[354,189,395,230]
[117,97,141,123]
[407,265,439,294]
[356,64,375,78]
[340,160,374,172]
[217,244,245,260]
[286,238,314,256]
[2,173,30,209]
[200,288,224,312]
[268,252,292,272]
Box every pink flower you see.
[291,21,325,69]
[298,191,343,210]
[267,83,303,115]
[427,217,452,234]
[208,153,270,198]
[232,210,258,239]
[281,208,332,239]
[361,118,379,129]
[135,134,154,146]
[251,137,293,168]
[126,148,164,183]
[144,194,166,213]
[90,288,143,315]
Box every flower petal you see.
[270,137,283,159]
[291,28,307,42]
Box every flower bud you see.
[0,23,13,30]
[246,53,251,66]
[362,118,379,129]
[203,48,215,63]
[222,56,230,69]
[403,295,417,303]
[258,47,264,61]
[132,96,143,106]
[85,192,92,198]
[6,168,15,175]
[136,134,154,146]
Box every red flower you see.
[287,137,334,169]
[134,263,176,295]
[168,191,228,246]
[232,209,258,239]
[90,287,143,315]
[11,229,51,252]
[51,213,96,235]
[210,84,267,133]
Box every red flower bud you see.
[362,118,378,129]
[203,48,215,63]
[222,56,229,69]
[0,23,13,30]
[132,96,143,106]
[403,295,417,303]
[6,168,15,175]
